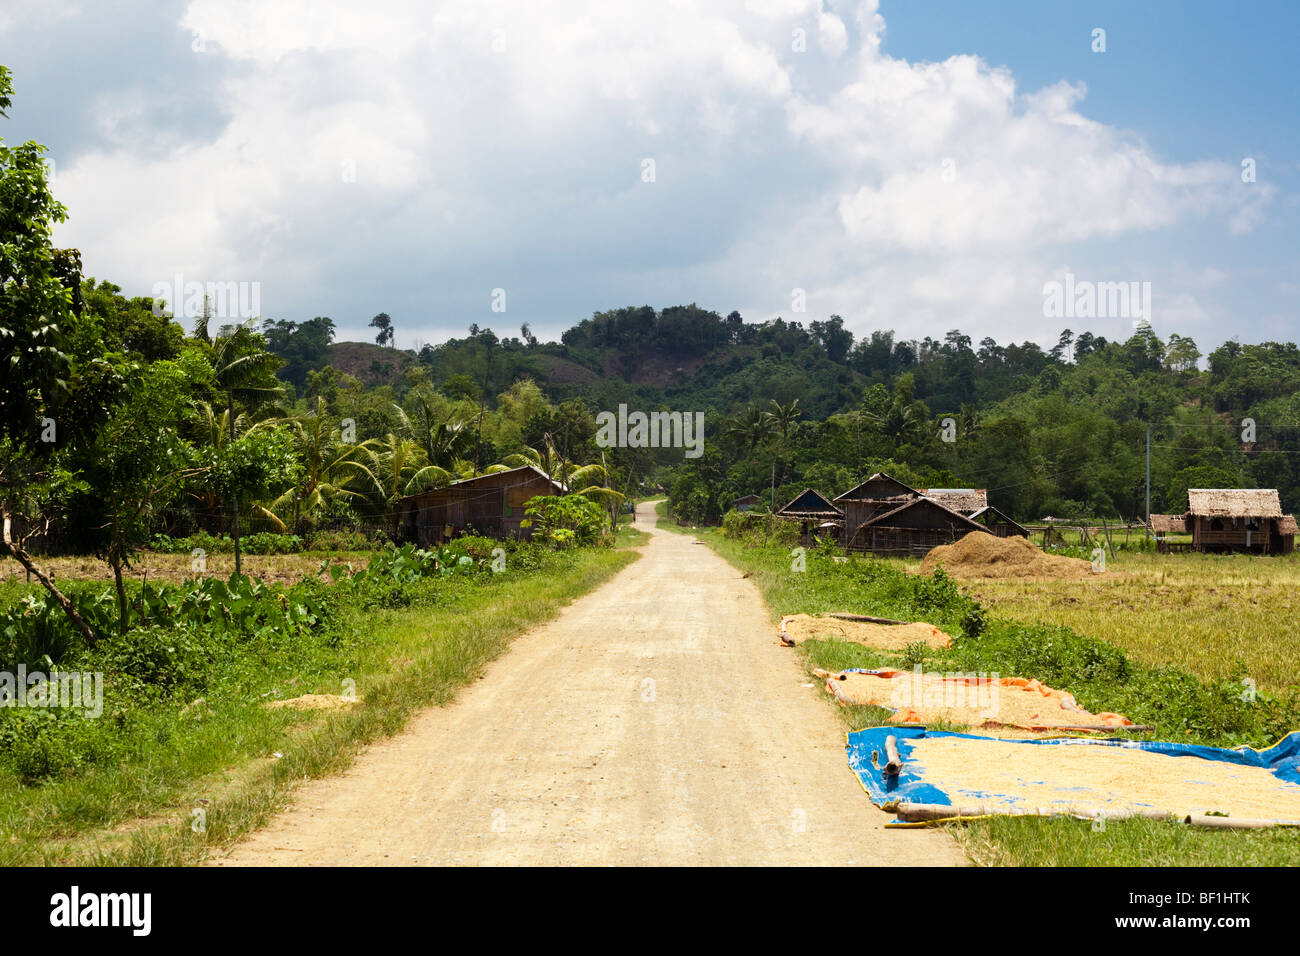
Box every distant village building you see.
[731,494,763,512]
[1150,488,1296,554]
[774,488,843,544]
[396,465,565,545]
[918,489,988,516]
[835,472,987,555]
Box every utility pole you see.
[770,462,776,511]
[1145,424,1151,534]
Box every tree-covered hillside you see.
[258,303,1300,525]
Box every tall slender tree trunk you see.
[1,507,97,647]
[228,388,241,576]
[109,547,128,636]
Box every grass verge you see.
[0,529,644,866]
[690,526,1300,867]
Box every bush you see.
[520,494,609,548]
[306,528,384,551]
[0,707,127,782]
[150,532,304,555]
[720,509,800,546]
[96,623,212,696]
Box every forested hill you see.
[257,303,1300,522]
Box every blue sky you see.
[2,0,1295,354]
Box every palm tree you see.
[209,321,284,574]
[769,399,802,441]
[862,392,928,446]
[725,404,774,452]
[394,394,473,469]
[271,409,381,533]
[370,432,456,508]
[488,444,623,509]
[190,400,289,532]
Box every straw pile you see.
[779,614,952,650]
[265,694,359,711]
[908,735,1300,822]
[919,531,1096,579]
[814,668,1134,732]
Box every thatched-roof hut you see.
[775,488,842,544]
[1147,513,1188,535]
[834,472,1028,554]
[1182,488,1294,554]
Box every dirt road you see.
[212,502,964,866]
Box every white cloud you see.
[42,0,1272,348]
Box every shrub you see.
[520,494,608,548]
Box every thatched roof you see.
[1147,513,1187,534]
[1278,515,1299,536]
[919,488,988,514]
[1187,488,1283,518]
[777,487,842,518]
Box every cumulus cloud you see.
[32,0,1272,346]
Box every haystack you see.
[919,531,1096,579]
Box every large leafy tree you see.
[370,311,394,347]
[0,65,99,642]
[70,358,204,632]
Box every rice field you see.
[947,550,1300,695]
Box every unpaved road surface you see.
[213,503,964,866]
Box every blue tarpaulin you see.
[847,727,1300,817]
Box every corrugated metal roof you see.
[919,488,988,514]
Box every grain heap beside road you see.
[920,532,1097,580]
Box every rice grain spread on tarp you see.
[779,614,952,650]
[817,668,1133,731]
[847,728,1300,824]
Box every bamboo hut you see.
[396,465,565,545]
[775,488,843,544]
[1183,489,1295,555]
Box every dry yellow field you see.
[953,551,1300,694]
[0,552,373,588]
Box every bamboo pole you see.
[827,613,908,625]
[1185,814,1299,830]
[883,735,903,776]
[891,804,1298,828]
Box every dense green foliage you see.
[256,302,1300,530]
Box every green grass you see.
[0,536,645,865]
[963,815,1300,866]
[688,526,1300,867]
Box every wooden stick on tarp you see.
[883,735,903,776]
